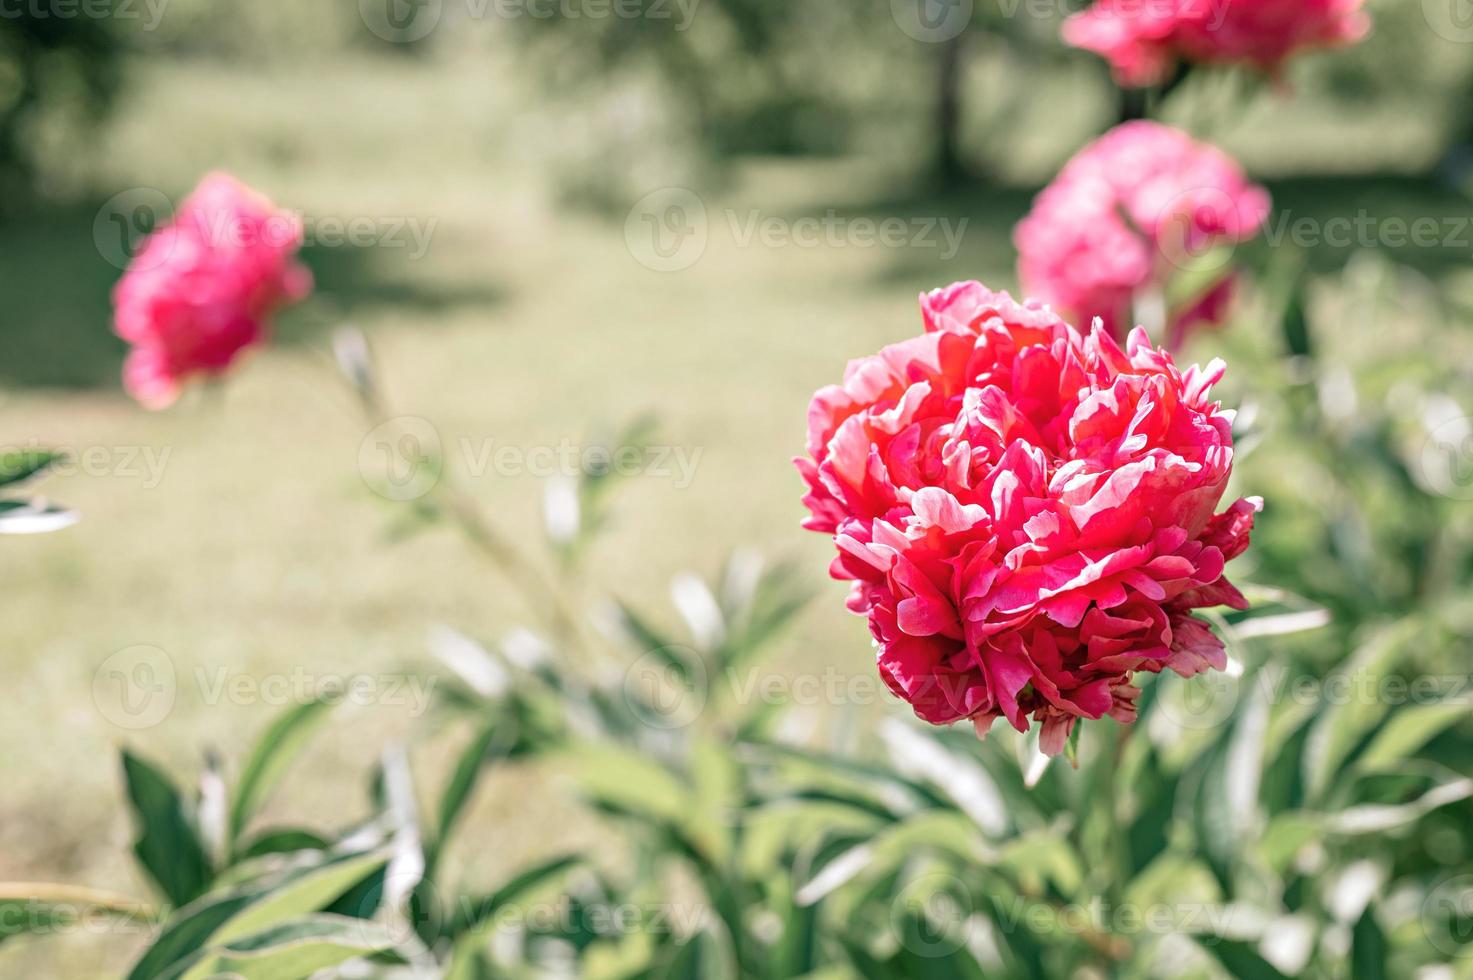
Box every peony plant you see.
[1015,120,1270,347]
[112,173,313,409]
[798,281,1259,756]
[1063,0,1371,88]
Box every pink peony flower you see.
[797,281,1259,755]
[113,172,313,409]
[1015,121,1270,345]
[1063,0,1370,88]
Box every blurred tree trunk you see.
[935,33,968,187]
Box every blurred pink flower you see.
[1063,0,1370,87]
[1015,121,1270,345]
[113,172,313,409]
[797,282,1259,755]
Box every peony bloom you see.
[1063,0,1370,88]
[797,281,1259,755]
[1015,121,1269,346]
[113,173,313,409]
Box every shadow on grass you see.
[0,202,508,392]
[1257,174,1473,279]
[770,182,1039,293]
[780,172,1473,295]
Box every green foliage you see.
[0,7,121,204]
[0,446,75,534]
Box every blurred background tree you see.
[0,6,120,207]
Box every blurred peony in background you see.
[4,0,1473,977]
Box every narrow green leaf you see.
[122,751,213,908]
[451,855,580,938]
[1356,702,1467,771]
[237,829,331,861]
[1303,630,1406,804]
[0,883,152,945]
[165,914,397,980]
[208,850,389,946]
[229,700,335,852]
[0,450,62,488]
[1351,905,1387,980]
[1194,938,1290,980]
[430,718,512,872]
[130,850,391,980]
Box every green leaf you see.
[164,914,397,980]
[209,850,390,946]
[1198,674,1272,890]
[451,855,580,938]
[122,751,213,908]
[0,499,78,535]
[429,717,513,872]
[1351,905,1387,980]
[1356,702,1467,772]
[1324,777,1473,834]
[127,850,390,980]
[0,450,62,488]
[0,883,152,945]
[237,829,332,861]
[229,700,335,853]
[1281,284,1313,359]
[565,744,692,828]
[1302,630,1405,804]
[1194,938,1290,980]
